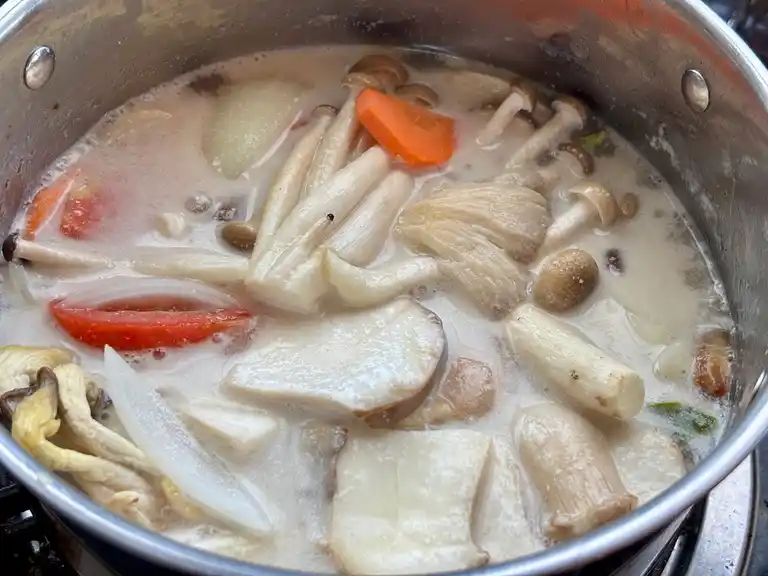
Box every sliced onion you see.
[102,347,276,536]
[56,276,243,309]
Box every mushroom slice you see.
[324,251,439,309]
[202,78,306,179]
[607,423,687,505]
[325,170,414,267]
[182,398,280,458]
[330,429,491,574]
[12,368,163,529]
[515,403,637,540]
[3,234,113,269]
[476,82,538,147]
[223,299,445,420]
[131,248,249,284]
[506,304,644,419]
[504,97,589,170]
[0,345,75,397]
[53,363,158,476]
[474,439,543,561]
[399,219,528,318]
[540,182,620,254]
[304,55,407,197]
[399,357,495,427]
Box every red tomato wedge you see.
[23,174,77,240]
[59,182,113,240]
[355,88,455,167]
[49,299,252,351]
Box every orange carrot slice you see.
[355,88,455,167]
[23,172,78,240]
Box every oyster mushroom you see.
[0,345,75,399]
[11,368,163,529]
[540,182,620,254]
[496,141,594,192]
[221,105,337,254]
[504,97,589,170]
[53,363,158,476]
[3,233,113,269]
[394,83,440,109]
[516,403,637,540]
[476,82,538,147]
[533,248,599,312]
[304,55,407,197]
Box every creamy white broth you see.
[0,46,730,572]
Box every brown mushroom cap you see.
[567,182,619,226]
[557,142,595,175]
[509,80,539,112]
[552,96,590,128]
[619,193,639,219]
[395,83,440,108]
[345,54,409,92]
[533,248,599,312]
[514,110,539,131]
[220,221,257,253]
[313,104,340,118]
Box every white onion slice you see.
[56,276,243,309]
[102,347,276,536]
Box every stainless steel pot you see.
[0,0,767,574]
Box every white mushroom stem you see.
[505,304,645,420]
[476,84,536,147]
[515,403,637,540]
[324,251,439,308]
[539,182,618,254]
[497,145,592,193]
[253,107,336,257]
[504,98,587,170]
[326,170,414,266]
[7,237,113,269]
[348,129,374,163]
[54,364,159,476]
[131,249,249,284]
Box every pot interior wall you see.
[0,0,766,414]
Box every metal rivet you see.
[681,69,710,113]
[23,46,55,90]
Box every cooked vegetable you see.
[3,234,114,269]
[164,525,265,561]
[693,329,731,398]
[324,251,438,308]
[223,299,445,419]
[160,478,204,522]
[23,174,77,240]
[496,141,594,192]
[647,401,718,435]
[246,146,390,313]
[49,297,252,351]
[154,213,187,239]
[325,170,414,266]
[102,347,276,535]
[540,182,620,254]
[417,68,511,109]
[533,248,599,312]
[202,78,306,179]
[130,248,249,284]
[608,423,687,504]
[620,193,640,219]
[394,83,440,109]
[98,108,172,145]
[474,439,543,561]
[476,82,537,147]
[0,345,74,397]
[53,363,157,474]
[506,304,645,419]
[330,429,491,574]
[59,182,112,240]
[399,357,495,427]
[579,129,616,157]
[12,368,163,529]
[356,88,455,167]
[653,341,693,384]
[516,403,637,540]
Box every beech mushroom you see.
[2,233,113,269]
[504,96,589,170]
[221,105,337,254]
[540,182,620,254]
[496,141,594,192]
[533,248,599,312]
[304,55,407,197]
[476,82,538,147]
[394,83,440,109]
[620,193,640,219]
[11,368,163,529]
[693,329,731,398]
[515,403,637,540]
[506,304,645,420]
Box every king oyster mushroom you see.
[53,363,158,476]
[539,182,620,255]
[303,55,407,198]
[532,248,599,312]
[476,81,538,147]
[12,368,164,529]
[504,97,589,170]
[221,105,338,253]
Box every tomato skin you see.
[49,301,252,351]
[59,184,112,240]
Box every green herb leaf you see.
[579,130,616,157]
[648,401,718,435]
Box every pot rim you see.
[1,0,768,574]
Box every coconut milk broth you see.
[0,46,730,570]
